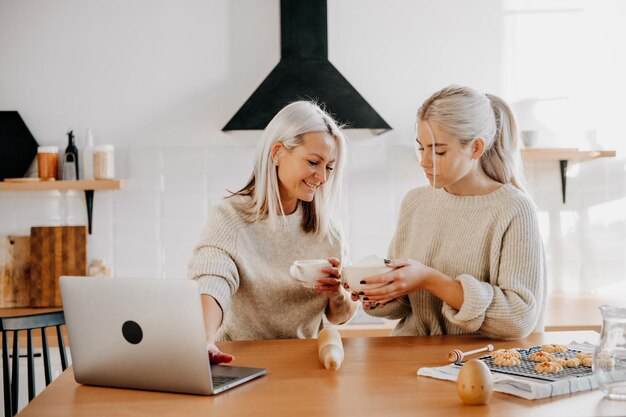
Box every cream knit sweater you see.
[188,195,342,341]
[366,184,546,339]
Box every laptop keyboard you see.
[212,375,239,387]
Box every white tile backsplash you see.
[63,190,88,226]
[161,147,207,177]
[206,147,254,194]
[125,175,162,193]
[113,191,160,219]
[113,241,161,271]
[348,142,390,171]
[114,265,162,279]
[161,241,195,279]
[114,217,160,242]
[87,238,114,273]
[349,212,395,240]
[14,191,63,224]
[161,174,207,194]
[160,217,205,243]
[349,190,395,216]
[160,193,207,218]
[120,147,162,192]
[91,191,114,239]
[123,147,163,176]
[0,194,17,234]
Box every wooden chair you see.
[1,311,68,417]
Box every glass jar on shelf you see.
[37,146,59,179]
[93,145,115,180]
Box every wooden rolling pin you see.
[318,328,344,370]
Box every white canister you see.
[93,145,115,180]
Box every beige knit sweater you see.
[188,195,343,341]
[366,184,546,339]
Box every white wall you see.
[1,0,624,296]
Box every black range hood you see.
[223,0,391,134]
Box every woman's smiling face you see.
[274,131,337,213]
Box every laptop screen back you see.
[60,277,214,395]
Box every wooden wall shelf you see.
[521,148,616,203]
[0,179,126,192]
[0,179,127,234]
[522,148,616,162]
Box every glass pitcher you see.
[594,305,626,400]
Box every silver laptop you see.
[60,276,266,395]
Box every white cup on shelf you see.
[521,130,539,147]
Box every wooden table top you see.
[16,330,626,417]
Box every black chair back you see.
[1,311,68,417]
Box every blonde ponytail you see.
[484,94,525,191]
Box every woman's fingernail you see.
[363,297,369,301]
[370,305,377,310]
[372,302,378,308]
[358,291,364,295]
[384,259,391,264]
[360,280,366,284]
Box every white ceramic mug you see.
[342,265,393,297]
[289,259,332,288]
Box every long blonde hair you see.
[417,85,525,191]
[231,101,346,241]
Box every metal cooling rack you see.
[455,346,593,382]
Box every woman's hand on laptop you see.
[207,342,234,364]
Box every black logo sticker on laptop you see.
[122,320,143,344]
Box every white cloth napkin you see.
[417,341,598,400]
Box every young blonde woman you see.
[188,101,356,364]
[357,85,545,339]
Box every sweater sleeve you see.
[441,201,545,339]
[187,204,241,314]
[363,295,412,320]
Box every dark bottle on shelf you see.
[64,129,80,180]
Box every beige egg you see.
[457,359,494,405]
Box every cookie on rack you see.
[535,361,564,373]
[491,349,521,359]
[540,344,568,354]
[576,352,592,360]
[581,356,593,367]
[493,354,521,366]
[529,351,556,362]
[555,357,581,368]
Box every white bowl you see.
[342,265,392,294]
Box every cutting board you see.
[29,226,87,307]
[0,235,31,308]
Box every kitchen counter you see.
[17,331,624,417]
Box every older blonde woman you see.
[189,101,356,363]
